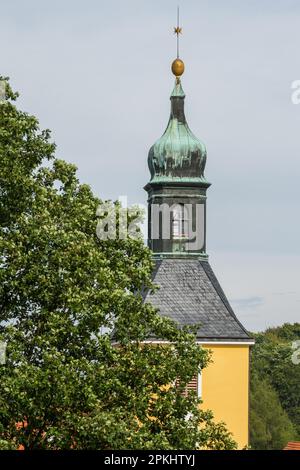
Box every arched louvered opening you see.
[172,203,190,253]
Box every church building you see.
[143,53,254,449]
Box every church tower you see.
[144,27,254,449]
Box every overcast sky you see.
[1,0,300,331]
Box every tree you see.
[250,324,300,448]
[0,78,236,450]
[250,373,296,450]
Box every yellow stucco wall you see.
[201,344,250,449]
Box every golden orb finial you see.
[171,58,185,77]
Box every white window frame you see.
[197,370,202,398]
[172,204,189,240]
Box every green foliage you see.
[250,373,296,449]
[0,77,55,227]
[0,78,236,450]
[250,323,300,449]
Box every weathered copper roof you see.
[148,80,208,185]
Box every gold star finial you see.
[174,7,182,59]
[171,7,185,80]
[174,6,182,58]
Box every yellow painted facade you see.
[201,344,250,449]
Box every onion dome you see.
[148,62,208,184]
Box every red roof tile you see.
[283,442,300,450]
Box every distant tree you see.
[0,78,236,450]
[250,323,300,448]
[250,373,296,449]
[264,323,300,342]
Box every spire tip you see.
[172,7,184,78]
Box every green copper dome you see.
[148,80,208,184]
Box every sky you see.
[1,0,300,331]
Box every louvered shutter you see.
[176,374,198,396]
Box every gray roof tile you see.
[144,259,251,341]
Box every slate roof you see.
[143,258,252,342]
